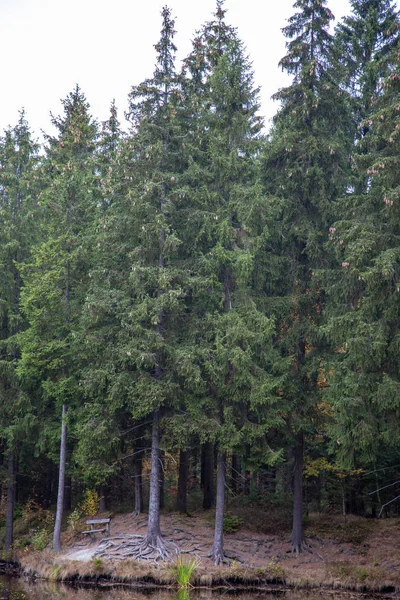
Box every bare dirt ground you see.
[57,511,400,591]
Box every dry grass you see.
[19,551,289,588]
[12,511,400,594]
[232,505,292,535]
[323,561,398,592]
[305,513,371,545]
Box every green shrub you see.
[79,490,99,516]
[223,512,243,533]
[92,557,104,570]
[67,507,83,531]
[32,528,50,551]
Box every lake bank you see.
[3,512,400,595]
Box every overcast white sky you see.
[1,0,353,139]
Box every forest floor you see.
[17,509,400,593]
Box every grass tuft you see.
[171,555,199,588]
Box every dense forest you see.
[0,0,400,565]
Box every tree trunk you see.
[99,485,107,512]
[210,452,226,565]
[5,451,15,553]
[64,475,72,511]
[144,410,162,545]
[159,451,165,509]
[202,442,214,509]
[291,431,305,553]
[64,443,72,511]
[191,447,198,489]
[53,404,67,552]
[231,454,240,495]
[244,470,251,495]
[134,455,143,515]
[176,449,188,513]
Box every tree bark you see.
[202,442,214,509]
[134,454,143,515]
[53,404,67,552]
[64,443,73,511]
[210,452,226,565]
[244,470,251,495]
[144,409,162,545]
[176,449,188,513]
[231,454,240,495]
[191,447,198,489]
[291,431,305,553]
[5,451,15,553]
[99,485,107,512]
[159,451,165,509]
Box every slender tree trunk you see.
[291,431,305,553]
[64,476,72,511]
[191,447,198,489]
[53,404,67,552]
[244,470,251,495]
[159,451,165,509]
[202,442,214,509]
[231,454,240,495]
[145,410,163,545]
[176,449,188,513]
[5,451,15,553]
[134,454,143,515]
[99,485,107,512]
[64,443,72,511]
[210,452,226,565]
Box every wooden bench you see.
[82,518,111,537]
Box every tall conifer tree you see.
[262,0,350,552]
[326,41,400,470]
[82,7,191,559]
[183,2,283,564]
[18,86,99,551]
[0,111,39,551]
[335,0,399,192]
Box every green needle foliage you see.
[326,40,400,466]
[261,0,352,553]
[0,0,400,557]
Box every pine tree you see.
[0,110,40,551]
[17,86,99,551]
[81,6,191,559]
[97,100,124,211]
[182,3,283,564]
[325,41,400,471]
[335,0,399,192]
[261,0,351,553]
[336,0,398,121]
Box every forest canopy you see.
[0,0,399,563]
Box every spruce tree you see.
[17,86,99,551]
[335,0,399,192]
[81,6,191,559]
[182,3,283,564]
[325,41,400,471]
[0,111,40,551]
[261,0,350,552]
[336,0,398,123]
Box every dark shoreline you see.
[0,559,398,597]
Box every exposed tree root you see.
[94,534,179,563]
[209,548,228,566]
[289,538,322,559]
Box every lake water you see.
[0,576,382,600]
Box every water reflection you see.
[0,577,382,600]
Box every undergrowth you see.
[306,514,371,545]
